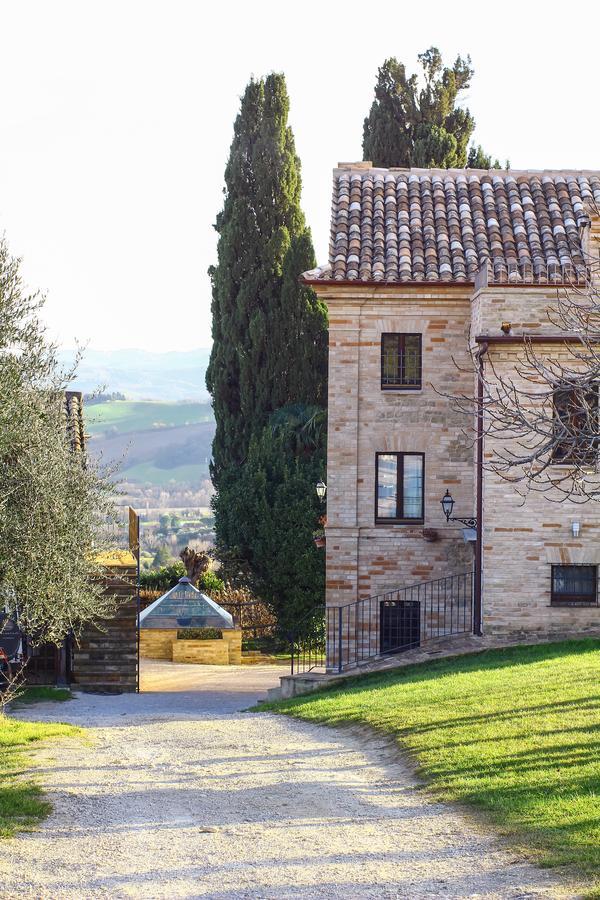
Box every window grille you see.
[551,565,597,605]
[552,385,598,466]
[381,334,422,390]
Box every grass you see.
[261,639,600,889]
[13,687,73,706]
[85,400,213,436]
[0,715,79,837]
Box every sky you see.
[0,0,599,352]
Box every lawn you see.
[0,714,79,837]
[13,687,73,706]
[262,639,600,890]
[85,400,213,436]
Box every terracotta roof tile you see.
[307,166,600,285]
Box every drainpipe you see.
[474,344,487,636]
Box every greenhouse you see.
[139,577,234,630]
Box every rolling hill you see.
[86,400,215,487]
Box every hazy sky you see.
[1,0,599,352]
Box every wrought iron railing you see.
[290,606,327,675]
[290,571,474,675]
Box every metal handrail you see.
[290,571,474,675]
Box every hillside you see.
[86,400,213,437]
[86,400,215,488]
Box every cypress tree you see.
[363,47,497,169]
[207,73,328,626]
[206,73,326,486]
[215,410,326,632]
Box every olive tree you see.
[0,237,117,645]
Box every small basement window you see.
[551,565,598,606]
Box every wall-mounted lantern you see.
[316,481,327,501]
[440,489,477,529]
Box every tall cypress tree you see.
[363,47,497,169]
[207,74,328,624]
[206,73,326,487]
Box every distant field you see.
[86,401,213,436]
[85,401,215,489]
[123,462,208,486]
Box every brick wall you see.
[478,326,600,638]
[141,628,243,664]
[321,280,600,654]
[139,629,177,660]
[321,284,475,614]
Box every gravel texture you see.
[0,661,576,899]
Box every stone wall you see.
[320,283,475,616]
[479,332,600,638]
[140,629,243,664]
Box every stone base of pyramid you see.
[139,628,242,665]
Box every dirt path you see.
[0,662,574,899]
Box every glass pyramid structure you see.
[139,577,234,630]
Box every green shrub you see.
[140,563,225,595]
[177,627,223,641]
[198,571,225,594]
[140,561,186,591]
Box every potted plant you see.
[313,515,327,549]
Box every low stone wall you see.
[140,628,242,664]
[139,629,177,660]
[173,639,229,665]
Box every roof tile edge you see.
[333,162,600,177]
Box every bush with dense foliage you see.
[140,562,186,591]
[140,562,225,595]
[200,571,225,594]
[177,627,222,641]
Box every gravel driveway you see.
[0,661,574,899]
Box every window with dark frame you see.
[551,565,598,605]
[381,334,422,390]
[552,384,599,466]
[375,452,424,523]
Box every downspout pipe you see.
[474,343,487,636]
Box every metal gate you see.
[380,599,420,654]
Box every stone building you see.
[303,163,600,669]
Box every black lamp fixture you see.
[440,489,477,529]
[316,480,327,501]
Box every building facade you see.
[304,164,600,667]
